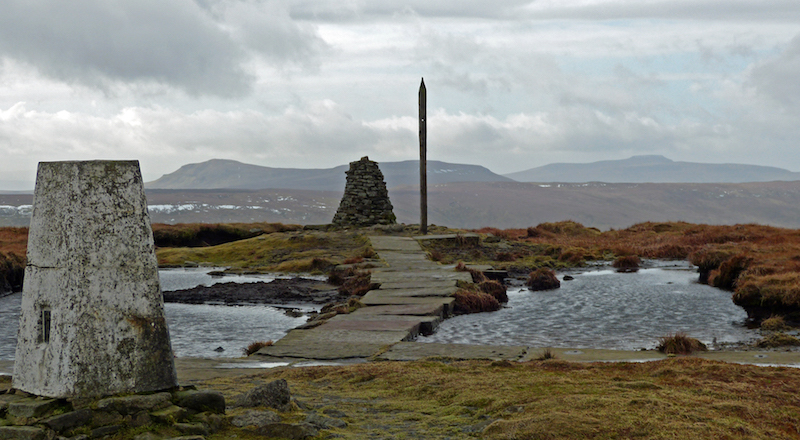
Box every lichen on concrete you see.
[13,161,177,399]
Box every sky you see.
[1,0,799,188]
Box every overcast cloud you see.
[0,0,799,187]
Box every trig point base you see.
[13,161,177,398]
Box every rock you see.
[150,405,189,424]
[173,389,225,414]
[258,422,318,439]
[43,408,93,433]
[7,398,61,419]
[174,422,209,436]
[133,433,160,440]
[230,409,281,428]
[233,379,291,411]
[130,410,152,428]
[0,394,27,415]
[322,408,347,418]
[563,275,574,281]
[91,424,122,438]
[304,412,348,429]
[483,234,501,243]
[90,410,125,427]
[0,426,48,440]
[97,392,172,415]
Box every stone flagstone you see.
[255,235,461,361]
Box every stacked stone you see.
[332,157,396,226]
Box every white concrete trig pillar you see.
[13,161,177,398]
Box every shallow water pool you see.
[421,261,757,350]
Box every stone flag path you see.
[254,236,471,361]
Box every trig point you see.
[13,160,177,398]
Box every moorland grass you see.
[155,230,374,274]
[201,357,800,439]
[152,222,301,247]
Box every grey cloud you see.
[0,0,253,97]
[288,0,532,21]
[524,0,800,22]
[748,34,800,110]
[287,0,800,22]
[220,1,329,68]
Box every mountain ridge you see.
[146,158,513,191]
[505,155,800,183]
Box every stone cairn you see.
[332,156,396,226]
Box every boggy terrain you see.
[445,221,800,326]
[4,220,800,328]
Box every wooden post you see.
[419,78,427,235]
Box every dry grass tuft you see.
[656,333,708,355]
[479,279,508,303]
[612,255,641,272]
[760,315,789,332]
[755,332,800,348]
[527,268,561,291]
[328,267,376,297]
[536,348,556,360]
[453,288,502,314]
[243,340,273,356]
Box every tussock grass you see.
[453,287,502,314]
[755,332,800,348]
[657,333,708,355]
[612,254,641,272]
[536,348,556,360]
[201,357,800,440]
[243,340,273,356]
[527,268,560,291]
[478,279,508,303]
[761,315,789,331]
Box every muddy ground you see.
[162,278,346,306]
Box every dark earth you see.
[162,278,346,306]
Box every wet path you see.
[253,235,469,360]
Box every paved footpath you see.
[253,235,471,361]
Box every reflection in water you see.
[421,264,757,350]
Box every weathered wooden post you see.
[419,78,428,235]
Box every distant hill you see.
[505,155,800,183]
[146,158,513,190]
